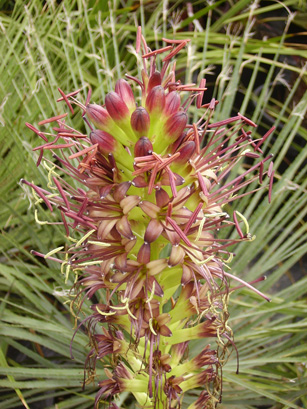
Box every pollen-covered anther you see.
[131,108,150,138]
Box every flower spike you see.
[24,26,274,409]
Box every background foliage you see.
[0,1,306,408]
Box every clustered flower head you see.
[23,27,274,409]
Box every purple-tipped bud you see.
[147,71,162,94]
[134,136,153,157]
[174,141,196,164]
[137,242,151,264]
[164,92,181,116]
[171,342,189,366]
[90,130,116,155]
[146,86,166,114]
[115,79,136,111]
[105,91,130,121]
[86,104,112,130]
[144,219,163,243]
[155,187,170,208]
[164,112,187,142]
[131,107,150,137]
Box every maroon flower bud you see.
[174,141,196,164]
[155,187,170,208]
[164,91,181,116]
[86,104,112,131]
[146,85,166,114]
[134,136,153,157]
[131,107,150,137]
[147,71,162,94]
[144,219,163,243]
[132,176,147,188]
[90,130,116,155]
[115,79,136,112]
[164,111,187,143]
[169,131,187,154]
[160,172,185,186]
[105,91,130,122]
[137,242,151,264]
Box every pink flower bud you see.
[164,91,181,116]
[90,130,116,155]
[86,104,112,131]
[134,136,153,157]
[130,107,150,137]
[105,91,130,121]
[164,111,187,143]
[115,79,136,111]
[147,71,162,94]
[146,86,166,114]
[174,141,196,164]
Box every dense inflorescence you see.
[23,29,273,409]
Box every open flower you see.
[23,27,273,409]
